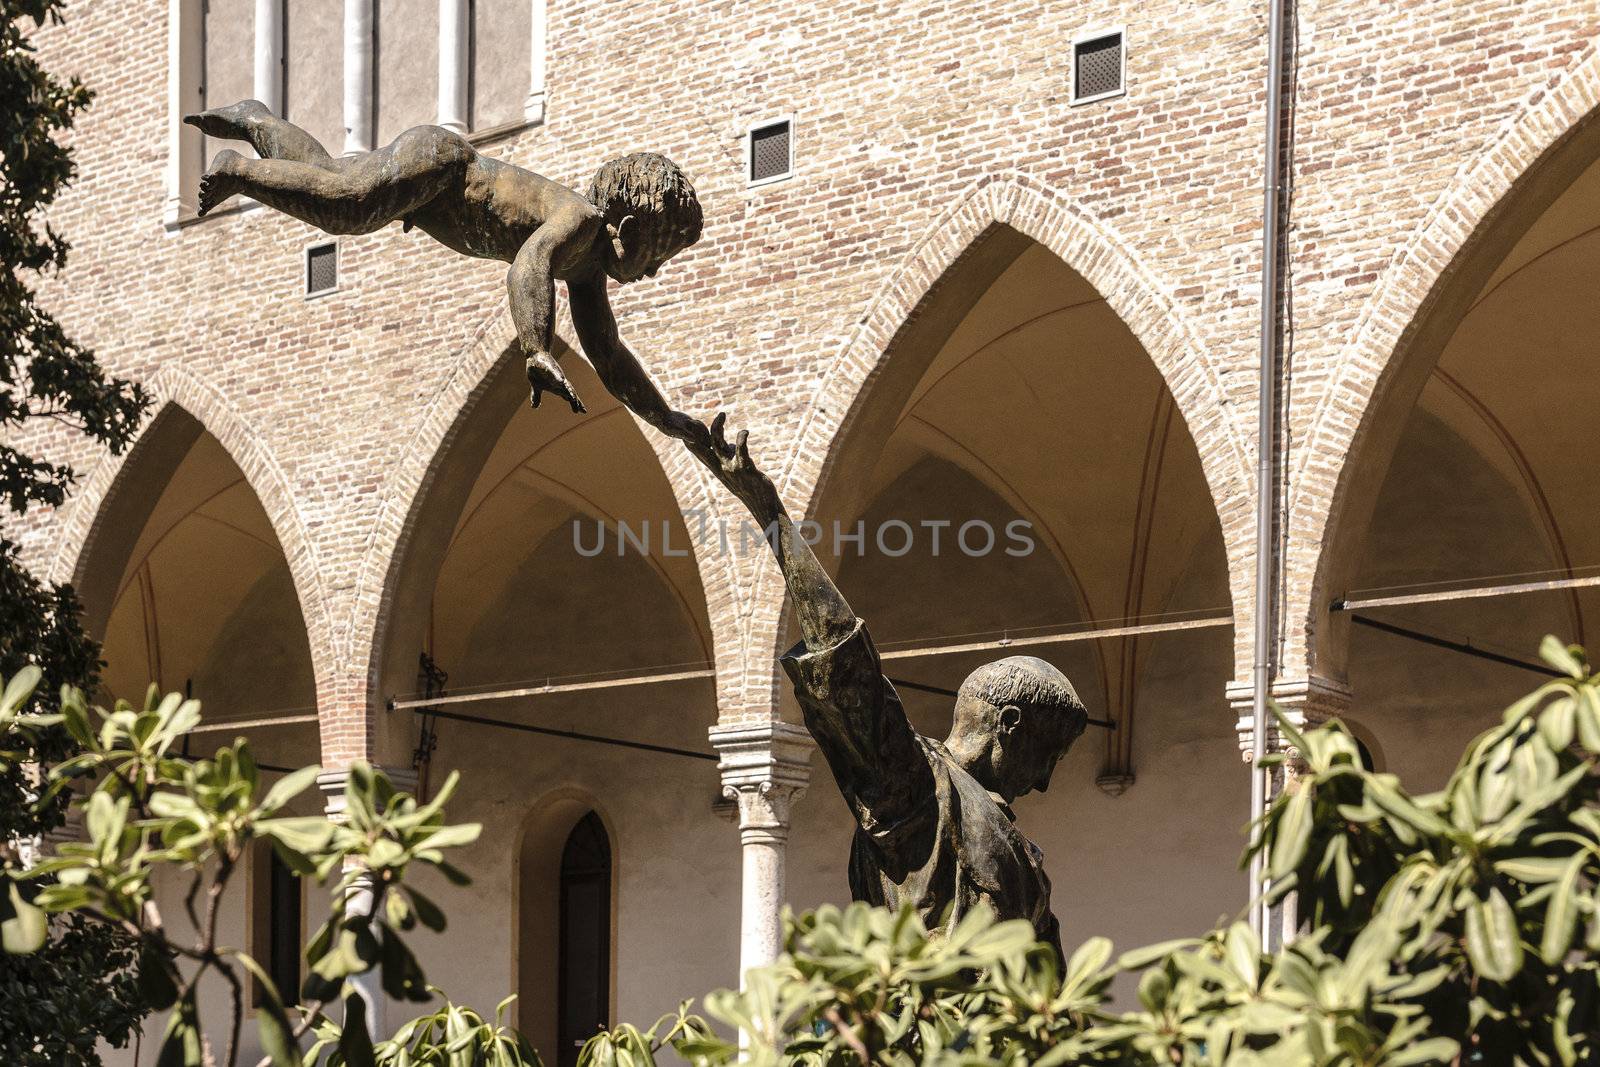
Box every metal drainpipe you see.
[1248,0,1289,939]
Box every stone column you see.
[253,0,284,116]
[1229,673,1353,948]
[524,0,547,123]
[164,0,204,229]
[342,0,375,154]
[436,0,470,134]
[318,765,419,1037]
[708,722,813,982]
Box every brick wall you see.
[16,0,1600,763]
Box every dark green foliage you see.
[1,1,153,1060]
[1,0,148,516]
[0,912,142,1063]
[653,638,1600,1066]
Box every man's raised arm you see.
[697,417,934,832]
[697,415,858,654]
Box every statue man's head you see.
[945,656,1087,802]
[588,152,703,283]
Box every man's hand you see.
[702,412,781,518]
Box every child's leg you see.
[198,126,470,229]
[185,100,336,167]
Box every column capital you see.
[1227,674,1352,764]
[709,721,813,840]
[317,764,419,820]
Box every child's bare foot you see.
[197,150,246,217]
[184,99,271,139]
[526,354,586,414]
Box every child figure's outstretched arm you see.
[567,274,716,459]
[509,212,600,413]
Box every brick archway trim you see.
[48,364,337,713]
[709,173,1252,719]
[1292,41,1600,663]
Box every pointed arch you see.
[48,365,335,713]
[715,174,1250,717]
[345,313,726,764]
[1295,42,1600,675]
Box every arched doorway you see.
[786,235,1238,963]
[514,793,617,1061]
[557,811,612,1067]
[1340,150,1600,787]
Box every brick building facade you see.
[15,0,1600,1057]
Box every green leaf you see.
[1541,636,1586,679]
[1062,935,1111,991]
[1384,1037,1460,1065]
[1269,787,1312,880]
[418,823,483,852]
[0,665,41,718]
[1493,856,1571,884]
[1464,887,1522,981]
[155,993,204,1067]
[1540,695,1578,751]
[1540,853,1585,965]
[1,882,47,954]
[1115,938,1198,971]
[258,815,336,854]
[259,764,322,815]
[1224,922,1259,988]
[237,953,304,1067]
[1577,687,1600,753]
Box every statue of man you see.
[690,416,1088,957]
[185,101,713,452]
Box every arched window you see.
[557,812,611,1066]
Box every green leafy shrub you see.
[650,636,1600,1066]
[6,637,1598,1065]
[0,672,501,1067]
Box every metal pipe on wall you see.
[1248,0,1290,939]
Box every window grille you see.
[749,120,793,185]
[305,242,337,296]
[1072,32,1125,103]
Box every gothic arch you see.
[1294,42,1600,676]
[716,174,1251,716]
[346,311,727,764]
[48,365,336,712]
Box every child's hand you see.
[526,353,586,414]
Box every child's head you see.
[588,153,703,282]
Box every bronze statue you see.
[691,416,1088,958]
[186,101,713,450]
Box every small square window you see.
[1072,30,1125,105]
[747,118,794,186]
[305,242,337,297]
